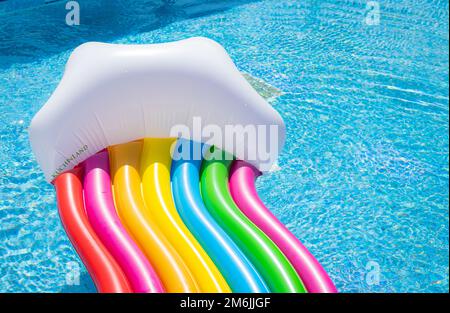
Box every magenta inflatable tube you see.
[83,151,164,293]
[229,160,337,293]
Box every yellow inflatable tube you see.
[109,141,199,293]
[141,138,231,293]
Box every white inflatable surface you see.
[29,37,285,182]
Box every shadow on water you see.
[0,0,258,69]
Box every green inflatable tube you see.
[200,149,306,293]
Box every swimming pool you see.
[0,0,448,292]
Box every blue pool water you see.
[0,0,448,292]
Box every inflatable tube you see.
[200,149,306,293]
[140,138,230,293]
[83,151,164,293]
[54,169,131,293]
[108,141,199,292]
[229,161,337,293]
[171,139,269,293]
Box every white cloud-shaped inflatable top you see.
[29,37,285,182]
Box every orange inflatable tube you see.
[109,141,199,292]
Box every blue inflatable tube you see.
[171,139,269,293]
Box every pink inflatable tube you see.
[83,151,164,293]
[229,161,337,293]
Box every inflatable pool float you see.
[29,37,337,293]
